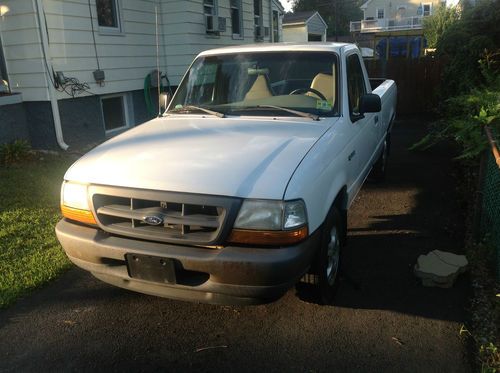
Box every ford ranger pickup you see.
[56,43,397,305]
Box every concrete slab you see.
[415,250,468,288]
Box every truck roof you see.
[198,42,354,57]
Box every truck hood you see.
[65,116,335,199]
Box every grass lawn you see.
[0,154,75,308]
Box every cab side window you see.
[346,54,366,119]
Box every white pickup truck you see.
[56,43,396,305]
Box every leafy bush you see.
[0,140,32,165]
[436,0,500,97]
[412,57,500,160]
[423,5,460,49]
[415,0,500,161]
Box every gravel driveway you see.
[0,119,471,372]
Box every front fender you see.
[284,122,350,233]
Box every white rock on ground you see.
[414,250,468,288]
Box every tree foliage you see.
[412,67,500,160]
[414,1,500,161]
[291,0,363,37]
[436,0,500,96]
[423,5,460,49]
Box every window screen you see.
[423,4,431,16]
[204,0,216,15]
[231,0,242,36]
[97,0,119,28]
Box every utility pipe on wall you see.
[34,0,68,150]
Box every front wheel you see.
[316,207,344,304]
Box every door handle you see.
[374,115,379,124]
[348,150,356,161]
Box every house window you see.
[204,0,216,16]
[423,3,432,16]
[376,8,385,19]
[101,94,130,133]
[230,0,242,37]
[96,0,121,31]
[254,0,263,39]
[272,10,279,42]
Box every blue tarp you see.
[376,36,427,59]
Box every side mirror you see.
[359,93,381,114]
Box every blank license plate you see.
[126,253,176,284]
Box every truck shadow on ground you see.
[295,118,469,322]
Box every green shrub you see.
[423,5,460,49]
[436,0,500,97]
[0,139,31,165]
[412,51,500,161]
[417,0,500,161]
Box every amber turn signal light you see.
[61,205,97,225]
[227,226,308,246]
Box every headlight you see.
[229,199,308,246]
[234,199,307,230]
[234,200,283,230]
[60,181,96,225]
[62,182,89,210]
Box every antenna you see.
[155,5,161,117]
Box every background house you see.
[282,11,327,42]
[0,0,283,150]
[351,0,444,33]
[350,0,450,59]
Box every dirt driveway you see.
[0,119,471,372]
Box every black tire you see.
[371,135,390,182]
[316,206,344,305]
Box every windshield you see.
[168,51,339,118]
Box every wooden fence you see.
[364,57,444,115]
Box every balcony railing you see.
[350,16,424,33]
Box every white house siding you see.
[0,0,164,102]
[44,0,164,101]
[1,0,275,102]
[160,0,273,85]
[0,0,49,101]
[0,0,278,150]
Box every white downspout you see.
[34,0,68,150]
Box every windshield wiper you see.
[236,105,320,121]
[169,105,225,118]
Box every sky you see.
[280,0,293,12]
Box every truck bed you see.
[369,78,387,91]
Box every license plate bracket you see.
[126,253,176,284]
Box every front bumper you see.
[55,219,320,305]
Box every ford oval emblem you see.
[143,215,163,226]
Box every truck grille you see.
[89,185,241,246]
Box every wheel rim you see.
[326,225,340,285]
